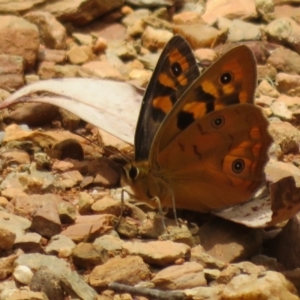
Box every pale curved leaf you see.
[0,78,144,145]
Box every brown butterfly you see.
[121,35,273,214]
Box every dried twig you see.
[108,282,188,300]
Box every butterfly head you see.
[121,161,150,197]
[122,161,151,206]
[122,162,140,183]
[121,161,171,208]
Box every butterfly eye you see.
[232,159,245,174]
[128,166,139,181]
[171,62,182,77]
[219,72,233,85]
[211,116,225,128]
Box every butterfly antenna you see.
[73,131,132,163]
[105,145,132,162]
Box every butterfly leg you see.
[114,188,130,229]
[120,189,169,232]
[170,189,180,227]
[152,196,167,230]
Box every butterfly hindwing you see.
[134,35,200,162]
[156,104,273,211]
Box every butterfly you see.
[121,35,273,214]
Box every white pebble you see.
[13,265,33,285]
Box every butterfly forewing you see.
[134,35,200,162]
[149,45,257,163]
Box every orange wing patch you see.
[182,102,207,119]
[158,72,176,89]
[153,96,173,114]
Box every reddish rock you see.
[93,235,123,254]
[52,161,74,173]
[221,271,298,299]
[227,19,261,42]
[217,264,241,284]
[271,4,300,19]
[0,228,16,251]
[268,48,300,75]
[152,262,206,289]
[89,255,151,287]
[202,0,257,25]
[0,255,18,280]
[39,0,124,26]
[7,290,48,300]
[25,11,67,49]
[198,217,263,263]
[265,17,300,54]
[284,269,300,294]
[92,157,120,188]
[276,72,300,96]
[122,240,190,266]
[67,45,92,65]
[141,26,173,51]
[257,64,277,81]
[258,79,280,98]
[0,15,39,70]
[14,232,43,253]
[37,61,81,79]
[82,60,124,80]
[194,48,218,62]
[98,128,130,150]
[0,197,8,208]
[61,214,114,243]
[268,122,300,154]
[191,245,226,270]
[38,48,67,63]
[92,23,127,41]
[1,187,27,202]
[266,216,300,269]
[72,242,109,268]
[31,201,61,238]
[59,170,83,188]
[0,149,30,166]
[173,11,203,24]
[173,23,226,48]
[91,195,122,216]
[0,54,24,90]
[13,194,65,218]
[0,0,45,13]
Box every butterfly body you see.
[122,35,273,213]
